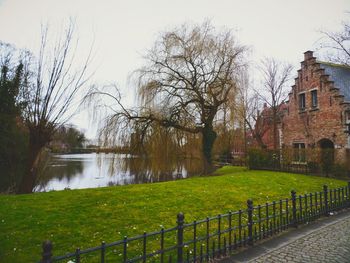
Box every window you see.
[346,111,350,124]
[293,143,306,163]
[311,90,318,108]
[299,93,306,110]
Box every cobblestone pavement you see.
[249,215,350,263]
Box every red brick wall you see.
[281,51,350,163]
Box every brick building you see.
[280,51,350,167]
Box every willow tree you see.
[89,22,247,172]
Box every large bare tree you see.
[257,58,292,150]
[18,22,93,193]
[88,21,247,173]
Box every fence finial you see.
[41,240,52,263]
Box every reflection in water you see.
[34,153,202,192]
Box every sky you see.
[0,0,349,139]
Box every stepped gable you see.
[318,62,350,103]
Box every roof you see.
[318,61,350,102]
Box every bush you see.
[307,162,319,174]
[331,163,349,178]
[248,148,280,169]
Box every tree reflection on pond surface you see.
[34,153,202,192]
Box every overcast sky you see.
[0,0,349,139]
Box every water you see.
[34,153,202,192]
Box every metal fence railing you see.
[39,183,350,263]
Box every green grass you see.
[0,166,347,262]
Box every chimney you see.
[304,50,314,60]
[263,103,267,108]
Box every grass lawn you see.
[0,166,347,262]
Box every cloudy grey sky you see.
[0,0,349,138]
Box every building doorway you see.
[318,138,334,176]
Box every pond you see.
[34,153,203,192]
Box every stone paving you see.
[249,215,350,263]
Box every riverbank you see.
[0,166,347,261]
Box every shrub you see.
[331,163,349,178]
[248,148,280,169]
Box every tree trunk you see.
[273,108,278,150]
[17,132,46,194]
[201,125,217,174]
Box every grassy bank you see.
[0,166,347,262]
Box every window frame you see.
[311,89,318,108]
[293,143,306,163]
[299,92,306,111]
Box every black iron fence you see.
[39,183,350,263]
[247,148,350,177]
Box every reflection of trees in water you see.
[34,157,83,191]
[35,154,204,191]
[119,156,203,184]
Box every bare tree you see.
[257,58,293,150]
[87,21,247,173]
[234,72,268,150]
[320,16,350,65]
[18,22,93,193]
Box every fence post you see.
[247,199,253,246]
[41,240,52,263]
[348,182,350,207]
[291,190,297,228]
[323,185,329,216]
[177,212,184,263]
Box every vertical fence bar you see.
[324,185,329,216]
[101,241,105,263]
[218,215,221,254]
[193,221,197,262]
[41,240,53,263]
[285,199,289,227]
[330,189,333,211]
[272,201,276,233]
[304,194,308,221]
[291,190,297,228]
[258,205,262,240]
[314,193,318,217]
[298,196,303,223]
[309,193,313,220]
[265,204,269,234]
[143,232,147,263]
[75,248,80,263]
[200,244,203,263]
[279,200,283,231]
[247,199,253,246]
[160,228,165,263]
[238,210,242,246]
[177,213,184,263]
[123,236,127,263]
[348,182,350,207]
[206,217,209,261]
[228,212,232,250]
